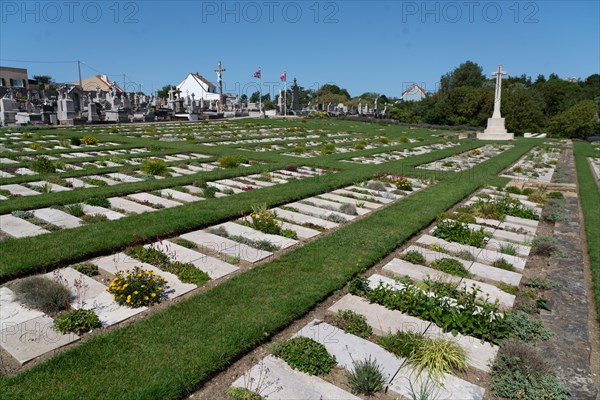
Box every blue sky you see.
[1,1,598,98]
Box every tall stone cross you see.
[215,61,226,106]
[492,64,507,119]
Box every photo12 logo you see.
[200,1,340,23]
[401,1,540,23]
[1,1,140,24]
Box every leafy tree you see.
[33,75,52,85]
[249,91,261,103]
[503,87,546,134]
[240,94,248,102]
[548,100,599,138]
[314,84,351,100]
[157,85,176,98]
[440,61,486,92]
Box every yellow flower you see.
[158,287,162,290]
[134,291,139,295]
[144,296,149,300]
[137,273,142,277]
[151,293,156,297]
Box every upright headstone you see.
[57,89,75,125]
[88,102,100,122]
[0,93,18,126]
[478,64,514,140]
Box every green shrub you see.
[493,258,515,271]
[81,135,99,145]
[107,266,168,307]
[411,337,467,381]
[505,186,522,194]
[331,310,372,338]
[347,357,387,395]
[218,155,248,168]
[173,238,197,249]
[432,220,488,248]
[272,337,336,376]
[525,277,560,290]
[229,235,279,252]
[280,229,298,240]
[70,137,82,146]
[339,203,357,215]
[543,198,570,223]
[531,235,558,256]
[30,156,56,174]
[86,197,111,208]
[84,178,108,187]
[141,159,169,176]
[249,204,282,235]
[226,387,264,400]
[429,258,470,278]
[491,340,569,399]
[469,197,539,221]
[72,263,99,277]
[378,331,425,358]
[400,250,426,265]
[498,282,519,295]
[54,309,101,334]
[10,276,72,314]
[202,186,219,199]
[81,214,108,224]
[366,181,386,191]
[505,311,554,342]
[499,243,518,256]
[65,203,85,217]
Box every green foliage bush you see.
[493,258,515,271]
[81,214,108,223]
[141,159,169,176]
[107,266,168,307]
[400,250,426,265]
[429,257,471,278]
[11,276,72,314]
[70,137,81,146]
[531,235,558,256]
[272,337,336,376]
[468,196,539,221]
[525,277,560,290]
[504,311,554,342]
[81,135,99,145]
[72,263,99,277]
[432,220,488,248]
[347,357,387,395]
[226,387,263,400]
[65,203,85,217]
[378,331,424,359]
[491,340,569,399]
[54,309,101,334]
[30,156,56,174]
[218,155,248,168]
[86,197,111,208]
[331,310,372,338]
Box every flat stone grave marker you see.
[272,208,339,230]
[128,193,182,208]
[0,214,49,238]
[33,208,82,229]
[0,184,41,196]
[108,197,156,214]
[179,230,272,263]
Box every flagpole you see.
[284,72,287,117]
[259,68,262,115]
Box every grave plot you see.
[0,152,211,180]
[301,187,557,397]
[15,147,150,163]
[279,136,401,158]
[417,144,513,172]
[0,167,330,240]
[2,136,121,153]
[342,141,459,164]
[500,145,563,182]
[588,157,600,180]
[0,253,203,365]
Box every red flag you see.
[252,69,261,78]
[280,72,287,82]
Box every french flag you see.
[280,72,287,82]
[252,69,261,79]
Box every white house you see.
[176,73,220,101]
[401,84,427,102]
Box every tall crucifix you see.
[491,64,507,119]
[215,61,226,107]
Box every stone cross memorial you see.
[478,64,514,140]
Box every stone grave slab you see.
[405,244,522,286]
[277,220,321,239]
[87,175,120,186]
[64,178,94,188]
[0,315,79,365]
[82,205,125,220]
[82,292,147,326]
[160,189,201,203]
[92,253,195,298]
[0,158,17,164]
[0,287,45,327]
[147,240,238,279]
[105,173,144,183]
[272,208,339,230]
[180,230,272,263]
[0,184,40,196]
[333,188,395,203]
[217,222,298,249]
[206,182,243,194]
[305,197,370,216]
[232,355,360,400]
[44,268,106,306]
[28,181,71,192]
[319,192,382,209]
[33,208,82,229]
[0,214,49,238]
[169,167,196,175]
[297,320,485,399]
[128,193,182,208]
[0,171,14,178]
[108,197,156,214]
[288,202,354,222]
[383,258,515,309]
